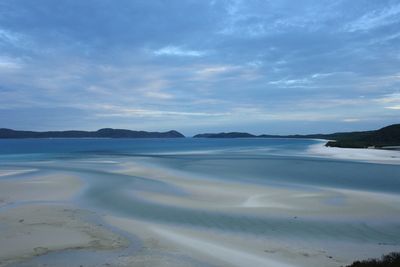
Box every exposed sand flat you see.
[1,141,399,267]
[106,215,297,267]
[107,215,388,267]
[119,161,400,220]
[307,143,400,165]
[104,216,214,267]
[0,172,129,266]
[133,181,400,221]
[0,204,128,267]
[0,174,82,206]
[151,227,295,267]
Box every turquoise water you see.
[1,138,399,192]
[1,138,400,244]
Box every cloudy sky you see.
[0,0,399,135]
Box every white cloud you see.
[153,46,206,57]
[246,60,263,68]
[377,92,400,103]
[196,66,233,75]
[191,64,260,82]
[375,93,400,110]
[86,85,112,95]
[227,106,351,122]
[385,105,400,110]
[0,56,23,69]
[268,78,310,86]
[0,28,21,44]
[95,104,228,118]
[269,72,357,88]
[144,91,173,100]
[344,3,400,32]
[343,118,361,122]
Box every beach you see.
[0,170,129,267]
[0,138,399,267]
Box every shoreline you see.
[0,170,130,267]
[307,141,400,165]
[1,141,400,266]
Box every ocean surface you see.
[1,138,400,263]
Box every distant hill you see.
[194,124,400,148]
[0,128,185,139]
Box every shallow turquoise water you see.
[1,138,398,192]
[1,138,400,244]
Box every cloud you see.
[0,0,399,133]
[268,78,310,86]
[377,92,400,103]
[344,3,400,32]
[373,92,400,110]
[0,56,23,69]
[343,118,361,122]
[95,105,228,118]
[144,91,174,100]
[385,105,400,110]
[153,46,206,57]
[0,28,22,44]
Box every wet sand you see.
[1,142,400,267]
[0,171,128,267]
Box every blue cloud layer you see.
[0,0,399,134]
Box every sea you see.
[1,137,400,265]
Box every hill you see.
[0,128,185,139]
[325,124,400,148]
[194,124,400,148]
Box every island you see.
[193,124,400,149]
[1,124,399,147]
[0,128,185,138]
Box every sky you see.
[0,0,399,135]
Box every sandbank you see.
[0,171,129,266]
[307,143,400,165]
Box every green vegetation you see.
[2,124,399,147]
[345,252,400,267]
[0,128,185,138]
[325,124,400,148]
[194,124,400,149]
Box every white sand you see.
[0,174,82,206]
[109,160,400,265]
[0,204,128,266]
[307,143,400,165]
[151,226,295,267]
[0,172,129,266]
[2,151,399,266]
[106,215,303,267]
[119,161,400,220]
[107,215,378,267]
